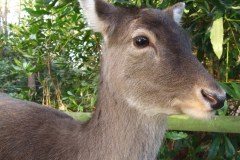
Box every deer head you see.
[79,0,226,119]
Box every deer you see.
[0,0,226,160]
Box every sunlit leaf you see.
[23,62,28,69]
[231,6,240,9]
[12,65,22,71]
[165,131,188,140]
[67,91,74,96]
[24,8,50,17]
[210,17,224,59]
[14,59,23,67]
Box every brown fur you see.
[0,1,225,160]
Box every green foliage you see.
[159,132,239,160]
[207,134,237,160]
[220,82,240,100]
[2,0,101,110]
[208,135,221,159]
[183,0,240,81]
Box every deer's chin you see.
[126,96,216,119]
[171,99,215,119]
[180,107,215,119]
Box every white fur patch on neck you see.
[173,2,185,24]
[126,97,178,117]
[78,0,106,32]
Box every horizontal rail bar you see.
[167,115,240,133]
[65,112,240,133]
[66,112,92,122]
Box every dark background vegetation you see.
[0,0,239,159]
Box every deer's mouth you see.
[180,105,216,119]
[169,86,225,119]
[170,98,216,119]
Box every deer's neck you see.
[81,80,167,160]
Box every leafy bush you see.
[3,0,101,110]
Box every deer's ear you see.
[164,2,185,24]
[79,0,116,33]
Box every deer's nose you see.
[201,89,226,110]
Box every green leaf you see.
[210,17,224,59]
[219,82,238,99]
[29,25,40,34]
[207,135,221,159]
[217,101,228,116]
[67,91,74,96]
[14,59,23,67]
[165,131,188,140]
[22,62,28,69]
[47,19,52,29]
[24,8,50,17]
[136,0,142,7]
[224,136,235,158]
[12,65,22,71]
[230,82,240,99]
[231,6,240,10]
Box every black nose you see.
[201,89,226,110]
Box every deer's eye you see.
[133,36,149,48]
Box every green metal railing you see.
[66,112,240,133]
[167,115,240,133]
